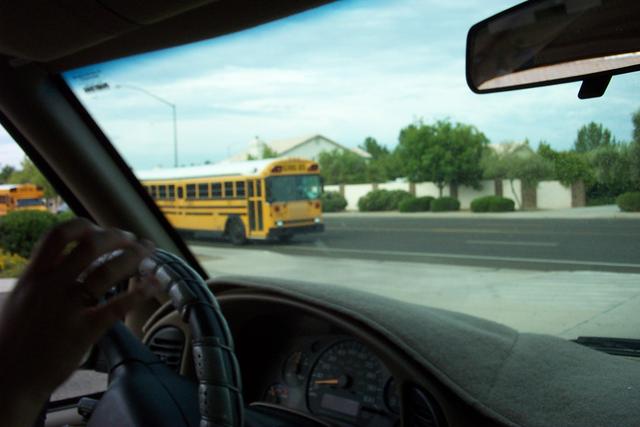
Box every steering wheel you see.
[87,250,244,427]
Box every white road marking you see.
[288,246,640,269]
[466,240,558,247]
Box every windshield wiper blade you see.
[573,336,640,357]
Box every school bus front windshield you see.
[266,175,321,202]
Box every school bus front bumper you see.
[268,220,324,238]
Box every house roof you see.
[489,142,534,156]
[225,134,371,162]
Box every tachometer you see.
[307,340,385,420]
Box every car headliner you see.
[0,0,331,71]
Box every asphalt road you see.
[188,216,640,273]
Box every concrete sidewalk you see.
[326,204,640,220]
[192,244,640,339]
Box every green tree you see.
[360,137,389,160]
[630,109,640,186]
[396,119,488,197]
[0,165,15,183]
[630,141,640,186]
[318,150,368,185]
[537,144,592,186]
[8,158,57,198]
[588,145,631,190]
[261,145,278,159]
[480,148,509,180]
[358,136,404,182]
[574,122,614,153]
[247,144,278,160]
[553,151,593,187]
[483,144,553,208]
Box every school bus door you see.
[246,179,264,238]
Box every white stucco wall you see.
[343,184,374,210]
[457,180,495,209]
[537,181,572,209]
[415,182,442,198]
[378,182,411,192]
[328,179,573,211]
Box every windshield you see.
[58,0,640,341]
[267,175,321,202]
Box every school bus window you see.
[212,183,222,199]
[168,185,175,199]
[150,185,157,198]
[158,185,167,199]
[198,183,209,199]
[256,180,262,197]
[247,181,254,197]
[236,181,246,198]
[177,187,184,199]
[224,182,234,198]
[186,184,196,199]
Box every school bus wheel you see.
[226,216,246,245]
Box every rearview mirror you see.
[466,0,640,98]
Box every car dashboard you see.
[135,275,640,427]
[142,287,463,427]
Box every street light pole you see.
[84,82,179,167]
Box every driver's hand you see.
[0,218,155,427]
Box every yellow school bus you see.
[0,184,47,216]
[137,158,324,244]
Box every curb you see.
[323,206,639,220]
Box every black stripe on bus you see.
[248,200,256,231]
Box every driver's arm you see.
[0,218,155,427]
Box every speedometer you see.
[307,340,386,420]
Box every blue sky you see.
[2,0,639,169]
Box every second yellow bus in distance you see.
[0,184,47,216]
[137,158,324,244]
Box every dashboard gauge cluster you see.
[260,336,400,426]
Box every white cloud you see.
[0,143,25,168]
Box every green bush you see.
[0,210,59,258]
[321,191,348,212]
[430,197,460,212]
[399,196,434,212]
[0,250,27,278]
[358,189,412,211]
[470,195,515,213]
[616,191,640,212]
